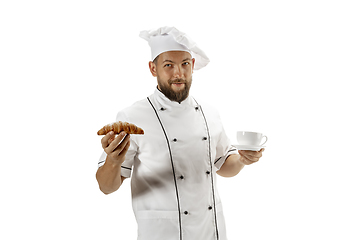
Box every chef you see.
[96,26,264,240]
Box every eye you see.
[164,64,172,68]
[183,62,189,66]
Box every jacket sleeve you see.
[213,124,239,171]
[208,108,239,170]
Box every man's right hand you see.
[101,131,131,165]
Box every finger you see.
[101,131,114,149]
[108,135,116,145]
[113,134,130,156]
[117,137,131,157]
[244,155,260,163]
[106,131,127,153]
[240,152,261,163]
[240,155,257,165]
[240,150,262,158]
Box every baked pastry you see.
[97,121,144,135]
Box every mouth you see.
[171,83,186,90]
[169,79,187,90]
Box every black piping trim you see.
[214,157,222,165]
[147,97,183,240]
[193,98,219,240]
[121,166,132,170]
[228,149,237,153]
[98,160,105,165]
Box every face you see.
[149,51,195,103]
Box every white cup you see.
[237,131,268,146]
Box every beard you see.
[157,77,192,103]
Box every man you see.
[96,26,264,240]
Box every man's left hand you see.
[239,148,264,165]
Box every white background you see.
[1,0,359,239]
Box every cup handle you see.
[260,135,268,146]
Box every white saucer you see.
[232,144,266,151]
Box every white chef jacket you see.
[98,88,239,240]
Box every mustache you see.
[169,79,186,84]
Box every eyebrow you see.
[162,58,192,63]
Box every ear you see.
[149,61,157,77]
[191,58,195,73]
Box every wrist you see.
[237,155,246,167]
[105,155,125,168]
[238,155,246,166]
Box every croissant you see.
[97,121,144,135]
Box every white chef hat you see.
[139,26,210,70]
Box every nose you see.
[173,64,183,78]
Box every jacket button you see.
[195,106,199,111]
[160,107,165,111]
[206,171,210,174]
[180,175,184,179]
[202,137,207,140]
[173,138,177,142]
[208,206,213,210]
[184,211,189,215]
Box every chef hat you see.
[139,26,210,70]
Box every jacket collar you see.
[152,87,196,111]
